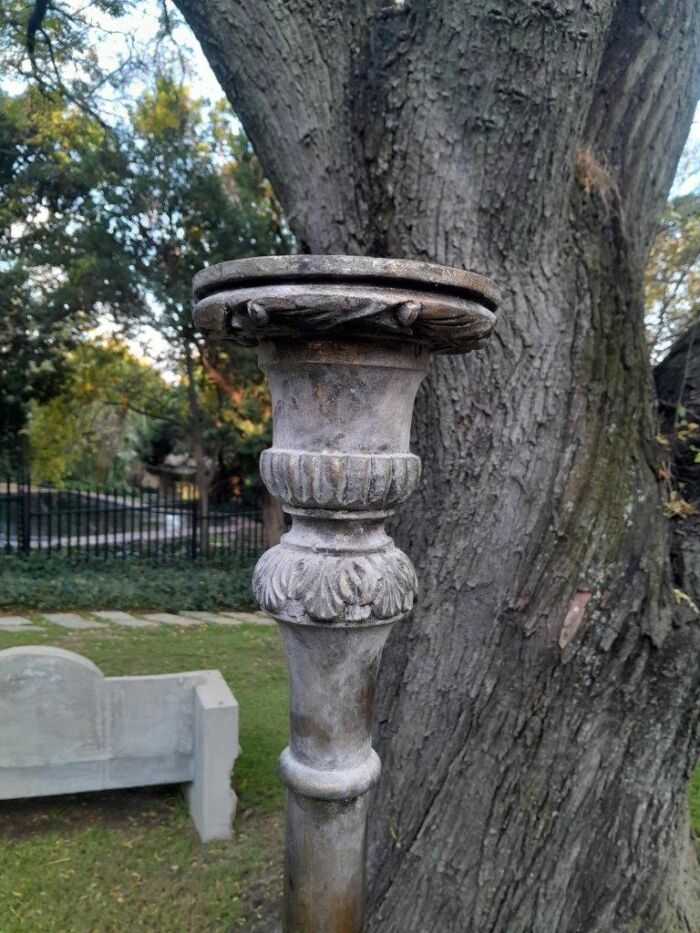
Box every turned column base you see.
[284,793,370,933]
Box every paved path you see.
[0,610,274,632]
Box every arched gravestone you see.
[0,646,238,841]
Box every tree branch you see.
[194,341,242,406]
[583,0,700,255]
[26,0,49,57]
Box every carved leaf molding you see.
[253,544,418,624]
[194,287,495,353]
[260,449,422,510]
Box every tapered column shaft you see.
[279,620,393,932]
[284,794,370,932]
[252,339,427,932]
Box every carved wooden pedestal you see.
[193,256,499,933]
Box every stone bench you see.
[0,646,239,841]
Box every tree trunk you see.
[262,489,286,549]
[183,336,211,554]
[174,1,700,929]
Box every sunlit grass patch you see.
[0,622,287,930]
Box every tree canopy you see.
[0,62,291,489]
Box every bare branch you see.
[26,0,49,57]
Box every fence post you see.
[191,496,199,560]
[21,474,31,554]
[4,477,9,554]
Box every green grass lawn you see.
[0,613,697,930]
[0,621,288,932]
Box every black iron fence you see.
[0,477,264,561]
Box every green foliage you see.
[110,77,290,499]
[27,339,170,485]
[1,71,292,489]
[0,0,169,127]
[0,621,287,930]
[646,192,700,361]
[121,77,291,332]
[0,86,141,322]
[0,86,135,471]
[0,555,257,613]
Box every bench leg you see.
[186,677,238,842]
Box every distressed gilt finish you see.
[193,255,498,933]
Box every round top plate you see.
[192,255,500,355]
[194,254,500,309]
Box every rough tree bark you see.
[174,2,700,930]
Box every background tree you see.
[646,192,700,362]
[168,2,700,931]
[0,67,290,515]
[135,339,272,506]
[0,0,170,125]
[0,86,137,472]
[645,156,700,532]
[26,338,172,486]
[115,76,290,539]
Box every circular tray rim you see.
[193,254,500,310]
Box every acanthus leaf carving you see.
[253,544,418,625]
